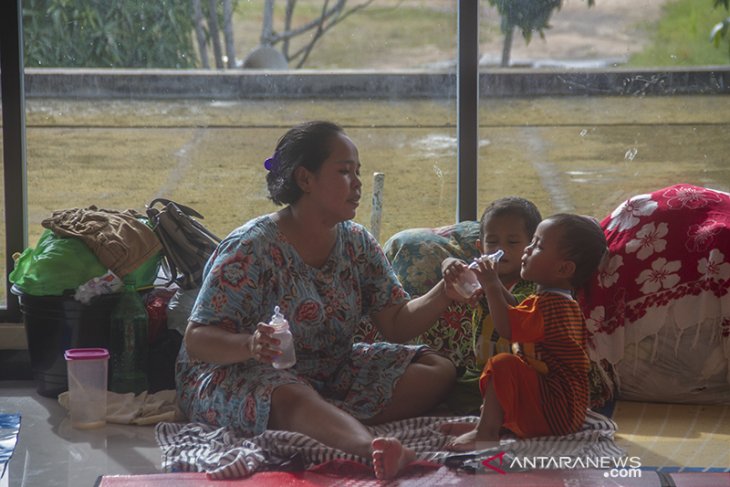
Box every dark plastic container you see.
[13,286,120,398]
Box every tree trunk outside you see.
[501,24,514,67]
[223,0,235,68]
[192,0,209,69]
[261,0,275,46]
[283,0,296,59]
[208,0,224,68]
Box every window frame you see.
[1,0,27,323]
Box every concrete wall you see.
[23,67,730,99]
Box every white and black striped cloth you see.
[155,409,622,479]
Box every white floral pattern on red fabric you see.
[606,193,658,232]
[585,306,606,335]
[580,184,730,367]
[687,219,725,252]
[698,249,730,280]
[598,254,623,289]
[636,257,682,294]
[626,222,668,260]
[663,184,723,210]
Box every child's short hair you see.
[548,214,607,289]
[479,196,542,241]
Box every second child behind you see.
[443,214,607,451]
[442,197,542,414]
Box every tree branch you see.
[292,0,333,68]
[288,0,375,67]
[266,0,347,44]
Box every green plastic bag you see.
[10,229,160,296]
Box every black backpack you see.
[146,198,221,290]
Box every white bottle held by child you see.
[269,306,296,369]
[454,249,504,299]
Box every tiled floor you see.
[1,380,161,487]
[4,379,729,487]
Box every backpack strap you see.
[145,198,221,289]
[147,198,205,219]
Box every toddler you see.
[444,213,607,450]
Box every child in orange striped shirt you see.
[442,213,607,450]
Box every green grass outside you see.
[628,0,730,66]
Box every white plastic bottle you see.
[454,249,504,299]
[269,306,296,369]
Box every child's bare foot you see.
[439,421,477,437]
[445,429,501,452]
[445,428,479,452]
[371,437,416,480]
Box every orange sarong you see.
[480,353,552,438]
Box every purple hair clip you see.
[264,153,279,172]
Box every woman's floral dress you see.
[175,215,426,435]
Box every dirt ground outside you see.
[478,0,668,67]
[233,0,670,70]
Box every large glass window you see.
[476,0,730,219]
[3,1,730,311]
[1,1,459,318]
[22,2,458,242]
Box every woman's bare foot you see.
[371,437,416,480]
[439,421,477,437]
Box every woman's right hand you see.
[185,321,280,365]
[248,322,281,364]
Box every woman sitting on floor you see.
[176,120,458,480]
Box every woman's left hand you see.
[441,260,481,304]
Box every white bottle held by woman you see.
[454,249,504,299]
[269,306,296,369]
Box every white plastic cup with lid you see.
[64,348,109,429]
